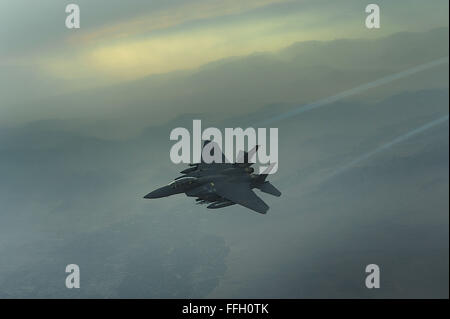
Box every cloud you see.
[68,0,293,45]
[38,10,323,83]
[8,28,443,139]
[1,0,448,99]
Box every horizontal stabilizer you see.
[214,181,269,214]
[258,182,281,197]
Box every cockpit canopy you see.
[168,176,198,188]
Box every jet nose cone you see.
[144,191,159,199]
[143,186,170,199]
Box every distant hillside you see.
[4,28,448,139]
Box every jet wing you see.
[213,181,269,214]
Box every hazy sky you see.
[0,0,448,104]
[0,0,448,298]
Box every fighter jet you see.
[143,141,281,214]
